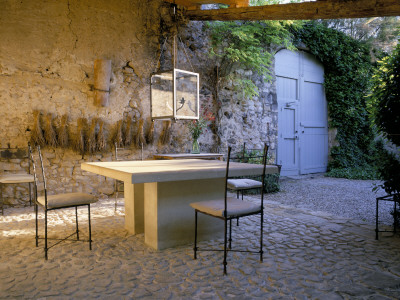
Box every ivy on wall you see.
[368,42,400,193]
[208,17,379,178]
[293,22,376,176]
[207,19,300,98]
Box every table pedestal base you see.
[125,178,225,250]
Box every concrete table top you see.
[153,153,224,160]
[81,159,279,184]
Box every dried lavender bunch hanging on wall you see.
[31,110,46,146]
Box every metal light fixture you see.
[150,5,200,121]
[151,68,199,120]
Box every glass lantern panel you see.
[151,71,174,119]
[174,69,199,119]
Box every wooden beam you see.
[163,0,249,9]
[185,0,400,21]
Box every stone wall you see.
[0,0,178,205]
[0,1,278,207]
[217,69,278,158]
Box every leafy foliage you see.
[319,17,400,54]
[207,1,301,98]
[187,110,215,140]
[325,165,378,180]
[368,42,400,193]
[294,22,376,174]
[369,41,400,146]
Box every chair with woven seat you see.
[0,144,35,215]
[32,146,98,260]
[190,143,269,275]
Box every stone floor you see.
[1,195,400,299]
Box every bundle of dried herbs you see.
[58,114,69,148]
[44,113,57,147]
[135,119,146,147]
[97,119,106,152]
[31,110,45,146]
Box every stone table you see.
[81,159,279,249]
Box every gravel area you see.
[266,173,394,226]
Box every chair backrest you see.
[30,144,39,206]
[240,143,268,164]
[31,145,49,208]
[115,142,144,161]
[224,143,269,215]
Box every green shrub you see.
[326,165,379,180]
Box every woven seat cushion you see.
[37,193,97,209]
[190,197,261,218]
[227,178,262,190]
[0,174,34,184]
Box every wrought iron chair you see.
[227,143,268,226]
[32,146,98,260]
[190,143,269,275]
[227,143,266,200]
[376,193,400,240]
[114,142,143,211]
[0,143,35,215]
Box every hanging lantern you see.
[151,4,200,121]
[151,68,199,120]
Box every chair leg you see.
[376,198,379,240]
[223,217,228,275]
[236,192,239,226]
[0,184,3,216]
[229,218,232,249]
[88,204,92,250]
[45,209,48,260]
[194,210,198,260]
[75,206,79,241]
[28,182,32,206]
[35,203,39,247]
[114,181,118,212]
[260,211,264,262]
[394,201,397,234]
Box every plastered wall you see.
[0,1,278,207]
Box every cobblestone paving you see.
[1,196,400,299]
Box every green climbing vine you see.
[368,41,400,193]
[207,2,301,98]
[208,14,381,179]
[293,22,378,178]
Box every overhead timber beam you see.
[185,0,400,21]
[163,0,249,10]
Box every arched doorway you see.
[275,49,328,176]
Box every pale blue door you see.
[275,49,328,176]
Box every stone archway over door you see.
[275,49,328,176]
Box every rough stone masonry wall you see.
[0,0,201,206]
[0,1,278,207]
[217,69,278,159]
[180,22,278,159]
